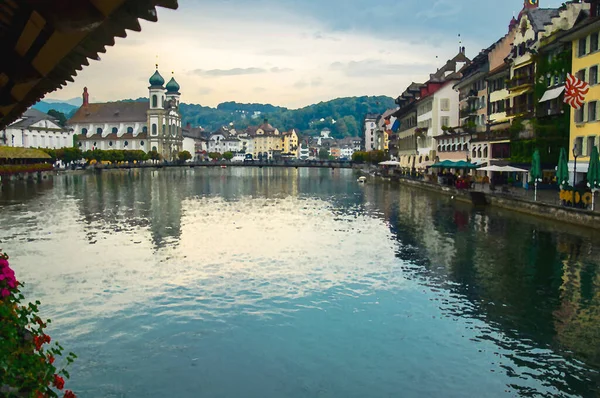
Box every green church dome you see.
[166,77,180,93]
[149,69,165,87]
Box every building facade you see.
[68,67,183,159]
[562,1,600,182]
[363,114,379,151]
[1,108,73,149]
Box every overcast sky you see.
[46,0,567,108]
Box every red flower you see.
[48,355,55,364]
[35,391,47,398]
[43,334,51,343]
[63,391,76,398]
[53,374,65,390]
[33,336,44,351]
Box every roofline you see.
[559,16,600,42]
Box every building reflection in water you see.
[361,183,600,395]
[4,169,599,396]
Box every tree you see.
[148,150,161,162]
[352,151,367,163]
[318,148,329,160]
[59,147,83,165]
[47,109,67,127]
[222,151,234,161]
[178,150,192,162]
[208,152,221,160]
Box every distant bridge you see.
[93,160,356,171]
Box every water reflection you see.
[0,169,599,397]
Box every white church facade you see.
[68,66,183,160]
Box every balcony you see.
[506,104,533,117]
[507,75,534,90]
[459,89,478,101]
[459,107,478,118]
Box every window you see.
[140,141,144,146]
[591,66,598,85]
[576,69,586,83]
[96,127,102,135]
[152,95,157,108]
[575,105,584,123]
[142,126,148,134]
[574,137,584,155]
[579,38,587,57]
[592,33,599,53]
[441,116,450,128]
[587,136,596,156]
[152,146,157,152]
[112,127,118,134]
[152,123,157,135]
[589,101,597,122]
[81,128,88,135]
[109,141,113,147]
[124,141,129,147]
[163,124,166,134]
[127,127,133,134]
[440,98,450,111]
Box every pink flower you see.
[0,274,5,281]
[0,259,8,268]
[2,267,14,277]
[7,279,16,288]
[1,288,10,298]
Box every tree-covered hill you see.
[34,95,396,139]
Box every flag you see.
[391,119,400,132]
[564,73,589,110]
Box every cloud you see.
[330,59,436,77]
[415,0,462,19]
[293,80,309,89]
[189,67,292,77]
[313,31,340,41]
[190,67,267,77]
[253,87,267,93]
[197,87,213,95]
[311,77,323,87]
[258,49,292,56]
[270,67,293,73]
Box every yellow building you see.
[562,9,600,182]
[283,129,299,158]
[252,120,282,160]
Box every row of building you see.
[1,65,362,162]
[364,0,600,183]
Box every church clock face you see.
[529,0,537,4]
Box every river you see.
[1,168,599,397]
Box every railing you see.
[507,75,534,90]
[459,108,476,118]
[506,104,533,117]
[459,89,478,101]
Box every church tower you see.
[523,0,539,10]
[147,65,166,157]
[163,73,183,160]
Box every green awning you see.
[431,160,478,169]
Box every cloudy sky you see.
[46,0,567,108]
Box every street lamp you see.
[572,144,578,186]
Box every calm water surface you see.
[1,168,599,397]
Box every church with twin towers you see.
[68,65,183,160]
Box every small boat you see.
[220,165,227,169]
[357,176,367,183]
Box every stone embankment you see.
[363,171,600,231]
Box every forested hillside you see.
[34,95,396,139]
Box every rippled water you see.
[1,168,599,397]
